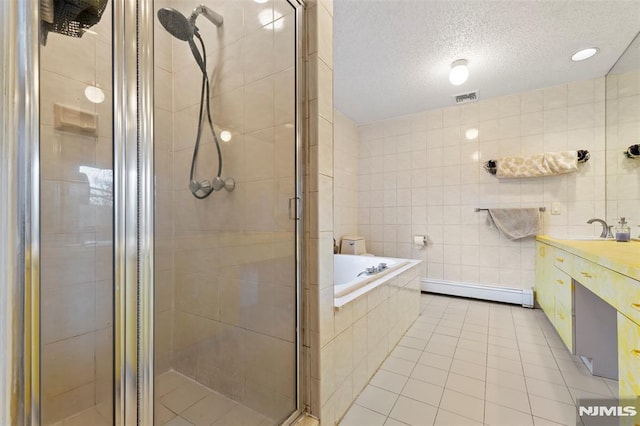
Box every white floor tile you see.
[529,395,578,426]
[485,382,531,414]
[486,366,528,393]
[418,352,453,371]
[410,363,449,387]
[487,344,521,361]
[484,401,534,426]
[339,405,387,426]
[165,417,194,426]
[455,338,488,354]
[370,369,410,394]
[523,363,566,386]
[336,295,620,426]
[446,371,485,399]
[383,417,410,426]
[381,356,417,377]
[453,347,487,366]
[388,396,438,426]
[525,377,575,405]
[400,378,444,406]
[181,393,236,425]
[438,389,484,423]
[391,346,423,363]
[449,359,486,381]
[487,354,524,375]
[433,408,483,425]
[159,380,210,414]
[398,336,429,351]
[355,385,399,416]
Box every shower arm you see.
[189,5,223,28]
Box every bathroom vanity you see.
[535,236,640,397]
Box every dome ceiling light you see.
[449,59,469,86]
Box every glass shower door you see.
[39,3,114,425]
[153,0,300,424]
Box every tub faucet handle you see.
[378,263,387,271]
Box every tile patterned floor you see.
[155,371,275,426]
[339,294,618,426]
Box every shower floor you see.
[49,371,275,425]
[156,370,276,425]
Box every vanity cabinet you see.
[535,237,640,397]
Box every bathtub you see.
[334,254,421,307]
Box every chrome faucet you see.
[587,218,613,238]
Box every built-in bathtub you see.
[334,254,421,307]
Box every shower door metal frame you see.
[0,0,40,424]
[0,0,145,424]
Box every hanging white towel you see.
[486,208,541,240]
[496,150,578,178]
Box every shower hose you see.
[189,31,223,199]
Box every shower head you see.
[157,8,194,41]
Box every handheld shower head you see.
[157,8,194,41]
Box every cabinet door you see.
[535,242,554,318]
[618,311,640,397]
[553,267,573,353]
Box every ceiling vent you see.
[453,90,479,104]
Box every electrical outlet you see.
[551,202,561,215]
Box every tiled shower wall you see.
[606,69,640,223]
[39,7,113,424]
[356,78,606,290]
[166,0,297,420]
[333,110,359,239]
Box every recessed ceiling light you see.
[571,47,598,62]
[449,59,469,86]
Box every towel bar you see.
[475,207,546,212]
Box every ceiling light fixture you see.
[449,59,469,86]
[571,47,598,62]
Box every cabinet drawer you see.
[574,257,640,325]
[617,312,640,397]
[553,267,572,303]
[553,248,573,274]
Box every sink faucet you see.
[587,218,613,238]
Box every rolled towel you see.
[496,150,578,178]
[486,208,541,240]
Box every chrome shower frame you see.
[0,0,306,423]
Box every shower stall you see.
[0,0,304,424]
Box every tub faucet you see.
[587,218,613,238]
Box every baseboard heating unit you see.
[421,278,534,308]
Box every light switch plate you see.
[551,202,561,215]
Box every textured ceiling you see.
[334,0,640,124]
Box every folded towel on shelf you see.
[486,208,541,240]
[496,150,578,178]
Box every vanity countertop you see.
[536,236,640,282]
